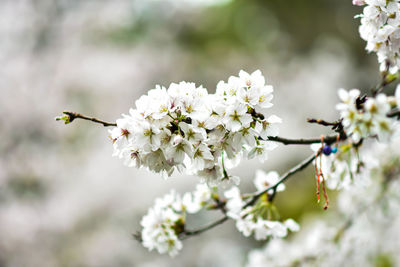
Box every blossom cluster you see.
[336,87,399,143]
[109,70,281,185]
[140,169,299,257]
[140,184,212,257]
[354,0,400,73]
[247,136,400,267]
[224,170,299,240]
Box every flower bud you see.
[352,0,365,6]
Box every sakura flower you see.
[238,69,266,89]
[223,103,253,132]
[255,115,282,139]
[179,122,206,145]
[254,170,285,192]
[134,121,161,152]
[256,85,274,109]
[248,142,278,162]
[284,219,300,232]
[192,144,214,170]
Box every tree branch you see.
[244,152,319,208]
[58,110,343,145]
[266,135,339,145]
[178,152,319,240]
[179,216,229,240]
[58,111,117,127]
[371,61,397,97]
[307,118,340,127]
[387,108,400,118]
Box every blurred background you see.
[0,0,382,266]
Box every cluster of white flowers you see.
[109,70,281,184]
[140,184,212,257]
[224,170,299,240]
[247,136,400,267]
[336,87,399,143]
[140,169,301,257]
[354,0,400,72]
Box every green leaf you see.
[55,114,71,124]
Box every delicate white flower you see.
[236,217,255,237]
[237,86,261,108]
[264,220,288,238]
[284,219,300,232]
[224,186,245,219]
[192,144,214,170]
[256,85,274,109]
[147,85,171,120]
[239,70,266,89]
[248,142,278,162]
[134,121,161,151]
[182,183,212,213]
[336,88,360,112]
[164,136,192,165]
[197,165,223,186]
[255,115,282,139]
[254,170,285,192]
[179,122,206,145]
[223,102,253,132]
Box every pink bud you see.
[352,0,365,6]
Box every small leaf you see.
[55,114,71,124]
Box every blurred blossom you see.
[0,0,379,266]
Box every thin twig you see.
[265,135,339,145]
[244,152,319,207]
[307,118,340,127]
[387,108,400,118]
[372,61,394,97]
[178,153,318,239]
[61,111,117,127]
[59,110,342,145]
[179,216,229,239]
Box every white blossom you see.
[253,170,285,192]
[141,185,212,257]
[336,88,397,143]
[223,171,299,241]
[110,70,280,185]
[355,0,400,72]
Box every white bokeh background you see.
[0,0,378,266]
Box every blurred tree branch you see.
[58,110,344,145]
[178,152,319,240]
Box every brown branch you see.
[59,111,117,127]
[265,135,339,145]
[307,118,340,127]
[244,152,319,208]
[178,152,319,240]
[387,108,400,118]
[58,110,343,145]
[371,61,397,97]
[179,216,229,240]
